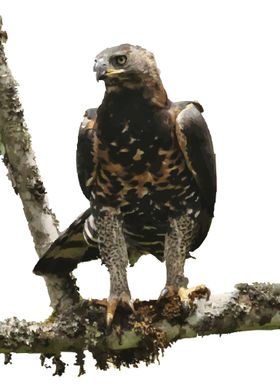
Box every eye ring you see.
[115,55,127,66]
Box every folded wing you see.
[175,102,216,249]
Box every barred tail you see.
[33,209,100,275]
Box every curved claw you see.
[95,292,135,326]
[106,299,117,327]
[158,287,169,299]
[158,285,178,301]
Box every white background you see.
[1,0,280,389]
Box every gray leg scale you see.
[95,211,130,298]
[164,212,196,289]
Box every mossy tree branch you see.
[0,283,280,371]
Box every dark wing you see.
[77,108,97,199]
[175,102,216,217]
[174,101,216,251]
[33,209,100,275]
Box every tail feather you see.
[33,209,100,275]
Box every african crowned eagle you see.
[34,44,216,325]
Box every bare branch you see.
[0,283,280,370]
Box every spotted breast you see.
[87,90,201,262]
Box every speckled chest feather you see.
[92,90,201,243]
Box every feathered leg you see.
[95,210,134,325]
[160,212,210,305]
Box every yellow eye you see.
[115,55,127,66]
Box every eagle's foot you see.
[178,284,211,306]
[159,284,210,310]
[95,292,135,326]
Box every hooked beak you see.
[94,59,125,81]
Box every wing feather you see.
[76,108,97,199]
[33,209,100,275]
[175,102,216,217]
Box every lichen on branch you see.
[0,16,59,255]
[1,283,280,374]
[0,15,80,313]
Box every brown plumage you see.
[34,44,216,324]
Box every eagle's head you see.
[94,44,167,106]
[94,44,161,89]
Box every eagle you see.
[34,44,216,325]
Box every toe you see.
[158,284,210,309]
[178,286,189,302]
[158,286,177,301]
[184,284,211,302]
[178,285,211,310]
[106,298,119,326]
[100,292,135,326]
[119,292,135,313]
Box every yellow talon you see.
[94,293,135,326]
[159,284,210,306]
[180,284,211,303]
